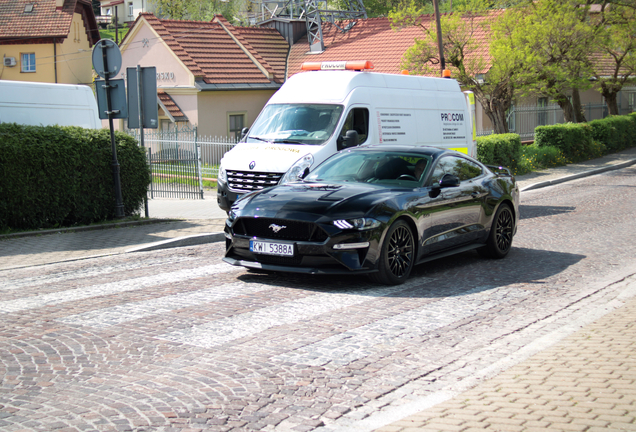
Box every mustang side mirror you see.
[429,174,460,198]
[439,174,460,188]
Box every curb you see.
[520,159,636,192]
[0,218,183,241]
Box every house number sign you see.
[157,72,175,80]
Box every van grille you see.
[227,170,283,192]
[234,218,329,242]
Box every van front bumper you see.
[217,183,242,213]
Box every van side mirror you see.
[240,127,249,139]
[338,130,359,150]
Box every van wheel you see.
[479,203,514,259]
[370,220,414,285]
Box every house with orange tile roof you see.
[0,0,100,85]
[285,12,635,134]
[116,12,289,138]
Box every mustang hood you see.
[236,182,396,219]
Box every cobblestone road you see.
[1,167,635,431]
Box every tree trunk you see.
[601,83,620,116]
[555,94,575,123]
[571,88,587,123]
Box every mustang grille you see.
[235,218,328,242]
[227,170,282,192]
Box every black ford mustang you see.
[223,145,519,285]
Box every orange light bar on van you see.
[442,69,451,78]
[301,61,375,71]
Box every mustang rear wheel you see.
[479,203,514,259]
[370,220,415,285]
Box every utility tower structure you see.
[248,0,367,53]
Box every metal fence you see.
[126,128,238,200]
[477,102,633,140]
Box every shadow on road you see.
[236,246,585,300]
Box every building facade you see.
[115,13,289,138]
[0,0,100,85]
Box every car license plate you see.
[250,240,294,256]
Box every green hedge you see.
[0,124,150,230]
[534,122,604,162]
[588,114,636,153]
[535,114,636,162]
[476,133,522,170]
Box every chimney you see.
[56,0,64,10]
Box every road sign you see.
[95,79,128,120]
[127,66,158,129]
[92,39,122,78]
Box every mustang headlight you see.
[280,153,314,185]
[333,218,381,230]
[226,208,240,227]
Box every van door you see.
[337,106,370,150]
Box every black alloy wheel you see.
[479,203,514,259]
[370,220,415,285]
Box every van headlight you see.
[280,153,314,185]
[218,163,227,184]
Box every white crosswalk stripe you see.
[271,286,528,366]
[0,263,237,313]
[58,281,271,328]
[159,285,411,348]
[1,256,199,291]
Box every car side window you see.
[339,108,369,145]
[429,156,482,184]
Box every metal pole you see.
[433,0,445,75]
[137,65,149,218]
[101,40,125,218]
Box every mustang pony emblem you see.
[269,224,286,233]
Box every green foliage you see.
[0,124,150,231]
[476,133,521,170]
[588,115,636,154]
[535,123,605,163]
[516,144,568,175]
[151,0,240,24]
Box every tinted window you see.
[429,156,482,184]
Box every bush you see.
[0,124,150,231]
[588,115,636,154]
[516,144,569,175]
[476,133,522,171]
[534,123,604,162]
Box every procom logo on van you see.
[441,113,464,122]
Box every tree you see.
[502,0,597,123]
[390,2,516,134]
[150,0,240,23]
[589,1,636,115]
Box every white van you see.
[0,80,101,129]
[217,61,476,212]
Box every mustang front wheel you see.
[370,220,415,285]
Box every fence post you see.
[195,127,204,199]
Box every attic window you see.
[24,4,34,13]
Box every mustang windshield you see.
[246,104,344,145]
[306,151,432,186]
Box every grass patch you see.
[516,144,569,175]
[99,27,129,42]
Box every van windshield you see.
[246,104,344,146]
